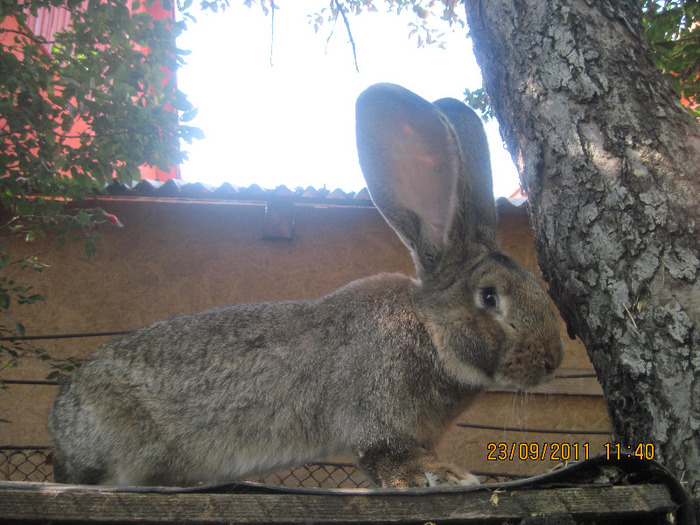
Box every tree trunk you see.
[464,0,700,509]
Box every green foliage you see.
[0,0,202,384]
[462,87,493,121]
[1,0,200,243]
[0,240,49,386]
[0,241,89,387]
[303,0,465,50]
[642,1,698,117]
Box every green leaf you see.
[17,294,46,305]
[84,236,98,259]
[180,107,198,122]
[462,87,494,122]
[1,345,19,359]
[77,209,90,226]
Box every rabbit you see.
[49,83,564,488]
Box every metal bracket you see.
[263,201,295,240]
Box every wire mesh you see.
[0,447,53,482]
[0,448,521,486]
[257,462,373,488]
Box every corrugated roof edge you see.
[102,179,526,209]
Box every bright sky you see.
[176,2,520,196]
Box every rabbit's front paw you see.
[361,447,481,488]
[384,462,480,487]
[422,463,481,487]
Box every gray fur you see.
[49,83,564,488]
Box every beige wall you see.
[0,198,610,481]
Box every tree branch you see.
[333,0,359,72]
[0,28,56,45]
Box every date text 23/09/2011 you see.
[486,442,656,462]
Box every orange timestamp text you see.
[603,442,655,461]
[487,442,590,462]
[486,442,657,462]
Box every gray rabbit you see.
[49,83,564,488]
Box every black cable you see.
[0,330,130,341]
[457,422,611,435]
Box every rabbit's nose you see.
[543,358,557,375]
[543,341,564,374]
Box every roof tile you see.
[100,180,525,209]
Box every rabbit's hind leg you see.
[50,447,109,485]
[51,378,177,486]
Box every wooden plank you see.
[0,483,674,524]
[488,367,604,396]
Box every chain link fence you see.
[1,447,520,487]
[0,447,53,482]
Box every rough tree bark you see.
[464,0,700,509]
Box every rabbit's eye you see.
[479,287,500,311]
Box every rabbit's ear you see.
[433,98,497,244]
[356,83,495,281]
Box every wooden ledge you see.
[2,455,692,524]
[0,480,676,524]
